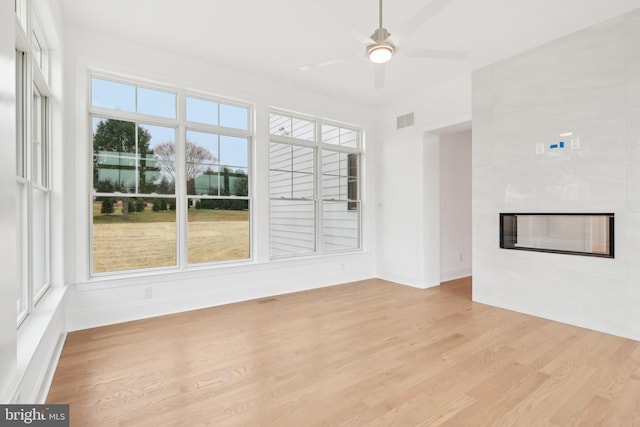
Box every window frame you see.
[15,7,53,327]
[88,74,254,276]
[269,110,362,259]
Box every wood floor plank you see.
[47,277,640,426]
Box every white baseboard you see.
[376,270,422,288]
[440,268,472,283]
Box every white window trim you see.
[16,0,53,328]
[88,73,255,277]
[268,109,363,259]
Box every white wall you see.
[473,8,640,341]
[63,27,378,331]
[375,126,425,287]
[376,74,472,288]
[0,0,19,404]
[440,131,472,282]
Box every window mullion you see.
[135,122,139,194]
[315,119,322,255]
[177,90,188,270]
[289,145,294,199]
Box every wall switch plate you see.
[535,143,545,155]
[143,287,152,299]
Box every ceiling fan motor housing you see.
[367,27,395,63]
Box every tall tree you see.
[93,119,152,191]
[93,119,152,220]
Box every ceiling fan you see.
[366,0,395,64]
[302,0,468,89]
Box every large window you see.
[269,111,361,258]
[90,77,252,274]
[16,9,52,325]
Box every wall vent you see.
[396,112,415,129]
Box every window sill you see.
[16,285,67,388]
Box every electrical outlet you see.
[143,287,152,299]
[535,143,544,155]
[570,137,580,150]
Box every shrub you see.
[101,198,114,215]
[135,199,146,212]
[152,200,161,212]
[195,200,202,209]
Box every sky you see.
[91,76,250,173]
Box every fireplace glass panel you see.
[500,213,614,258]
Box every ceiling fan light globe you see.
[367,43,394,64]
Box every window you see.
[347,154,358,211]
[92,117,178,273]
[15,0,27,34]
[321,123,361,252]
[90,77,252,274]
[269,111,361,258]
[91,77,176,118]
[16,12,52,326]
[31,85,50,300]
[184,97,251,266]
[32,32,43,71]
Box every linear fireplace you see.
[499,213,614,258]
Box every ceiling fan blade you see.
[298,53,361,71]
[308,0,370,44]
[398,0,453,37]
[400,47,468,60]
[374,64,385,90]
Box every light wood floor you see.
[47,277,640,426]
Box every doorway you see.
[425,122,472,298]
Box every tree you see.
[122,197,130,220]
[153,141,216,183]
[122,199,135,215]
[93,119,152,191]
[94,119,152,220]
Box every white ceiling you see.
[59,0,639,106]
